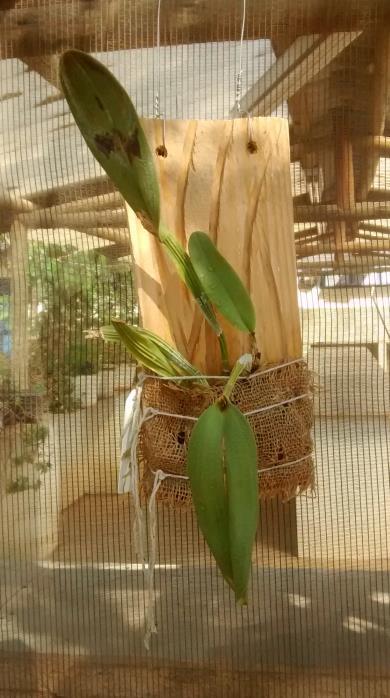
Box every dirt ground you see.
[1,495,390,697]
[1,654,390,697]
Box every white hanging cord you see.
[154,0,167,156]
[144,468,167,649]
[118,382,148,564]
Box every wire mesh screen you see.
[1,1,390,696]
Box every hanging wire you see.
[154,0,167,157]
[235,0,258,152]
[235,0,246,115]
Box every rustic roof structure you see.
[1,0,390,276]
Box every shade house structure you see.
[1,1,390,696]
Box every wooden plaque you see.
[127,117,300,374]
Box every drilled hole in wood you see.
[156,145,168,157]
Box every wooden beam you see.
[97,242,131,259]
[231,32,362,117]
[0,191,35,214]
[77,227,130,245]
[9,219,29,391]
[332,112,356,251]
[293,192,312,205]
[292,135,390,163]
[366,188,390,202]
[46,191,124,215]
[296,235,390,258]
[358,222,390,234]
[294,201,390,223]
[357,135,390,157]
[290,137,333,162]
[3,0,387,59]
[297,258,390,274]
[356,28,390,201]
[19,207,128,231]
[294,226,322,242]
[357,231,390,242]
[23,55,61,90]
[28,175,115,209]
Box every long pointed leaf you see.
[161,230,230,371]
[188,401,258,601]
[187,404,234,587]
[100,325,121,343]
[161,231,222,335]
[139,326,207,383]
[111,321,174,376]
[110,321,206,383]
[224,405,258,604]
[189,231,256,333]
[59,50,160,235]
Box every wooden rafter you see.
[296,236,390,259]
[292,135,390,163]
[356,27,390,202]
[230,32,362,118]
[296,256,390,274]
[19,207,127,231]
[1,1,388,60]
[294,201,390,223]
[28,175,115,209]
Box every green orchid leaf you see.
[111,321,174,376]
[161,230,230,371]
[59,50,160,235]
[188,231,256,333]
[110,321,207,383]
[187,404,234,587]
[100,325,121,343]
[187,401,258,603]
[223,404,258,604]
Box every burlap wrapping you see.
[138,360,314,506]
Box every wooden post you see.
[9,219,29,392]
[332,113,356,263]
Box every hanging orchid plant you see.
[59,50,259,604]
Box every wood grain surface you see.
[127,116,301,373]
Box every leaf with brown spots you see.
[59,49,160,236]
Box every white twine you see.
[150,452,312,483]
[146,357,307,383]
[140,391,311,424]
[118,384,148,564]
[143,468,167,649]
